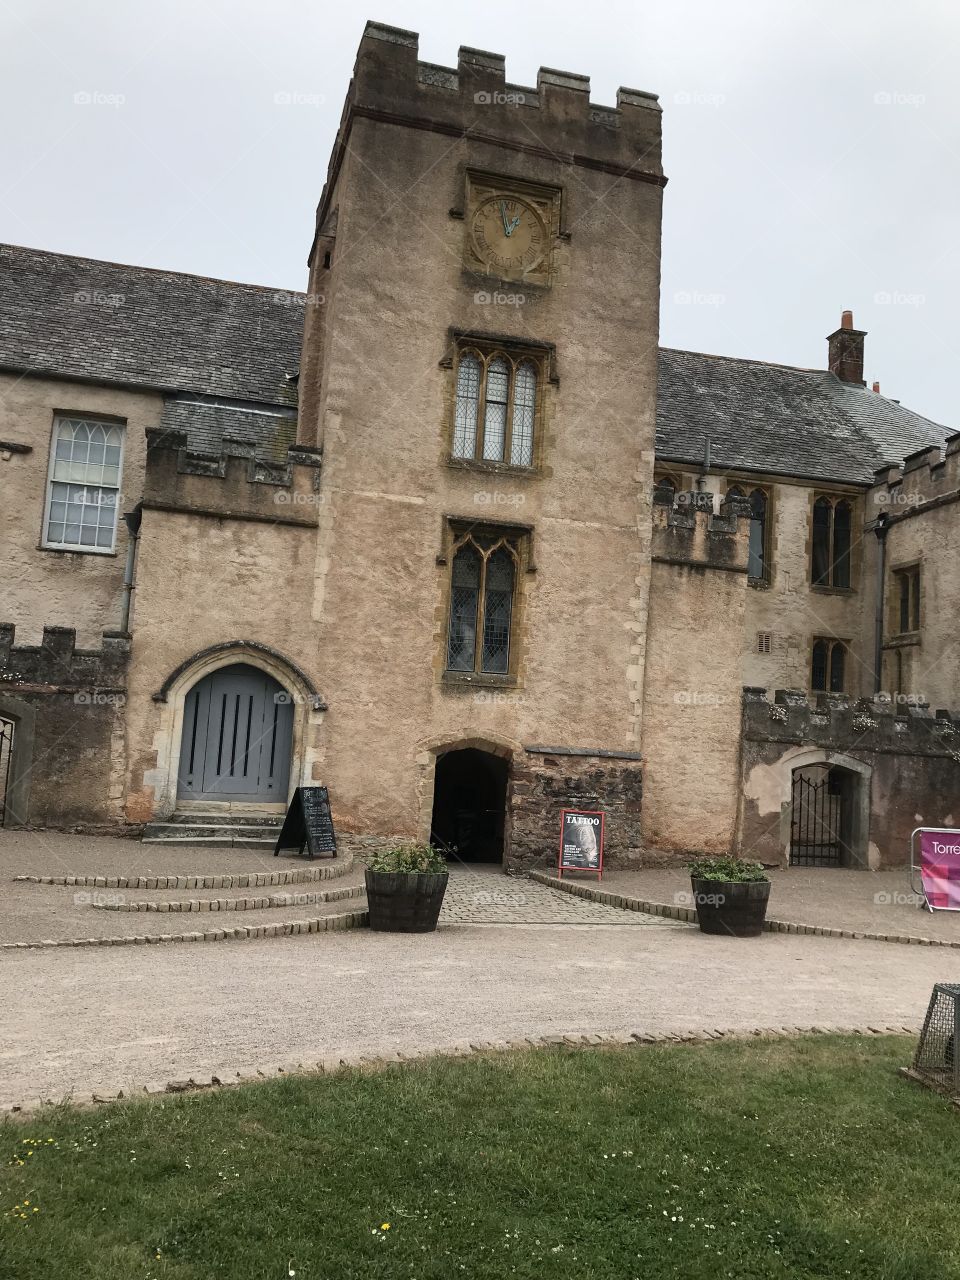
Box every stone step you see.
[91,881,366,914]
[157,812,283,828]
[142,822,281,845]
[15,852,353,892]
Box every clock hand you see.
[507,214,522,235]
[499,200,512,236]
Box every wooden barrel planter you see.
[365,869,449,933]
[690,877,770,938]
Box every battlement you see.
[317,21,663,215]
[742,685,960,756]
[651,489,750,573]
[143,428,323,527]
[0,624,130,692]
[870,431,960,515]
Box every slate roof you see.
[160,398,297,458]
[0,242,301,408]
[0,243,951,480]
[657,347,950,485]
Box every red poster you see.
[558,809,605,879]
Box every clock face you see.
[470,195,547,275]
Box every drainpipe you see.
[873,512,889,694]
[119,504,143,634]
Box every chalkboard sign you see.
[273,786,337,859]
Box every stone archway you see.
[779,748,872,869]
[0,694,35,828]
[416,734,517,865]
[148,642,324,819]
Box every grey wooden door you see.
[177,664,293,802]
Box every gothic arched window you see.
[811,637,847,693]
[728,485,769,582]
[812,495,854,588]
[451,345,542,468]
[445,531,522,677]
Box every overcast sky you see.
[1,0,957,425]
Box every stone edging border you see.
[0,907,368,951]
[12,852,353,892]
[530,871,960,949]
[91,883,365,913]
[0,1023,921,1117]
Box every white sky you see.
[1,0,957,425]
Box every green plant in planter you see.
[688,855,769,884]
[367,842,447,875]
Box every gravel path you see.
[3,924,958,1106]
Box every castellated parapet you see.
[315,20,664,232]
[0,624,130,693]
[870,430,960,516]
[742,685,960,757]
[651,488,751,573]
[143,428,323,527]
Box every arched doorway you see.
[430,747,509,863]
[790,763,860,867]
[177,663,293,803]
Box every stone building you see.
[1,21,957,872]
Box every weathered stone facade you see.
[1,22,957,878]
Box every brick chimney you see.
[827,309,866,385]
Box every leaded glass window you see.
[453,353,481,459]
[481,548,515,673]
[450,345,540,468]
[482,357,509,462]
[510,361,537,466]
[445,532,521,677]
[728,485,769,582]
[44,417,124,551]
[447,544,482,671]
[811,495,854,588]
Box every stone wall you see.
[0,371,160,647]
[509,748,643,873]
[0,624,131,827]
[739,686,960,869]
[640,491,750,857]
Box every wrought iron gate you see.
[790,768,843,867]
[0,717,14,828]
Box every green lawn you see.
[1,1036,957,1279]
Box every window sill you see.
[810,584,856,596]
[441,671,518,692]
[884,632,921,649]
[446,456,538,479]
[37,543,118,558]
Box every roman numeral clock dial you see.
[471,195,547,277]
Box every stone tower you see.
[298,22,665,867]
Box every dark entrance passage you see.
[430,748,508,863]
[790,764,855,867]
[0,717,13,826]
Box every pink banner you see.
[919,830,960,911]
